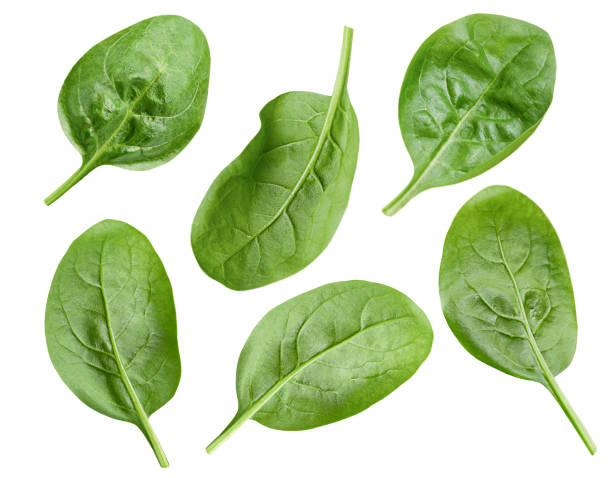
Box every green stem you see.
[382,177,422,216]
[206,413,248,454]
[44,161,96,206]
[111,311,170,467]
[137,414,170,468]
[330,26,354,113]
[543,370,597,455]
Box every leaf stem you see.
[382,177,422,216]
[543,369,597,454]
[137,413,170,468]
[44,161,96,206]
[206,413,248,454]
[331,26,354,109]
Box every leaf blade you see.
[207,280,433,452]
[384,14,556,215]
[191,27,359,290]
[439,185,595,453]
[45,15,210,205]
[45,219,180,466]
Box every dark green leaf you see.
[206,280,433,452]
[45,220,180,467]
[45,15,210,205]
[439,185,595,454]
[384,14,555,215]
[191,27,358,290]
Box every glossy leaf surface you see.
[439,185,595,454]
[384,14,555,215]
[191,27,358,290]
[207,280,433,452]
[45,220,180,466]
[45,15,210,205]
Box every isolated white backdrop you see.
[1,0,609,476]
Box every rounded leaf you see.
[384,14,555,215]
[237,281,433,430]
[46,15,210,204]
[45,220,180,423]
[439,185,576,382]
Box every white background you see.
[1,0,609,476]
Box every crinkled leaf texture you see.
[439,185,595,454]
[207,280,433,452]
[46,15,210,205]
[45,220,180,466]
[384,14,555,215]
[191,28,358,290]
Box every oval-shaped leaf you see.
[439,185,595,454]
[45,15,210,205]
[45,220,180,467]
[206,280,433,452]
[383,14,555,215]
[191,27,359,290]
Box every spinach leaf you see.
[439,186,596,454]
[45,15,210,205]
[191,27,358,290]
[206,280,432,452]
[383,14,555,216]
[45,220,181,467]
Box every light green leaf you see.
[207,280,433,452]
[439,185,595,454]
[45,220,180,466]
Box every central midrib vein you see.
[494,230,597,454]
[82,67,166,170]
[216,28,354,270]
[408,40,536,192]
[225,314,413,434]
[98,239,148,422]
[98,237,169,466]
[495,229,556,385]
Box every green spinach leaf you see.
[206,280,432,452]
[191,27,358,290]
[439,185,595,454]
[383,14,555,216]
[45,15,210,205]
[45,220,181,467]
